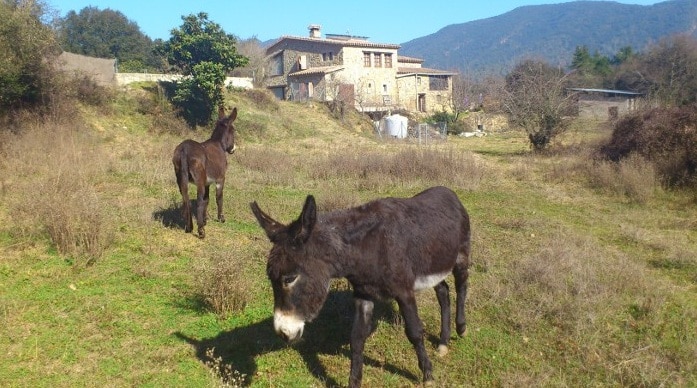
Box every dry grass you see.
[0,120,113,263]
[586,153,659,203]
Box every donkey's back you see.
[334,186,470,295]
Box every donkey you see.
[172,106,238,239]
[250,186,471,387]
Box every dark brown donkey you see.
[251,186,471,387]
[172,106,238,239]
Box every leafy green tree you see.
[502,59,577,151]
[58,6,163,72]
[160,12,248,126]
[570,45,612,87]
[0,0,60,115]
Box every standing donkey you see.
[250,186,471,387]
[172,106,238,239]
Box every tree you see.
[160,12,248,126]
[502,59,577,151]
[569,45,612,87]
[232,37,266,87]
[58,6,162,72]
[612,35,697,107]
[0,0,60,116]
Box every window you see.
[270,54,283,76]
[385,53,392,68]
[308,82,314,98]
[363,52,371,67]
[322,52,334,61]
[429,75,449,91]
[374,53,382,67]
[383,84,388,93]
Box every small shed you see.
[568,88,644,120]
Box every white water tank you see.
[384,114,408,138]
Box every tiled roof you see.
[397,56,424,63]
[397,67,457,76]
[289,65,345,77]
[266,35,400,54]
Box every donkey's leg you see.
[349,297,374,388]
[177,175,193,233]
[195,183,209,239]
[453,254,470,336]
[215,182,225,223]
[396,292,433,384]
[434,280,451,356]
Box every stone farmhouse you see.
[263,25,456,114]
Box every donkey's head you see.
[213,106,238,154]
[250,195,332,343]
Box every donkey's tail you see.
[176,153,190,196]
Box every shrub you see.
[195,248,253,317]
[587,154,658,203]
[599,105,697,187]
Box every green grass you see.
[0,86,695,387]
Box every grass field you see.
[0,86,695,387]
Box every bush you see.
[599,105,697,187]
[0,1,61,118]
[195,248,253,317]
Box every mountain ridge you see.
[399,0,697,75]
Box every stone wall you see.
[114,73,253,89]
[58,52,116,86]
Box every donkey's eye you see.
[282,275,298,286]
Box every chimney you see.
[308,24,321,38]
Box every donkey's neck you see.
[315,208,382,278]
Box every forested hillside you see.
[400,0,697,74]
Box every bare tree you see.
[232,37,266,87]
[502,59,577,151]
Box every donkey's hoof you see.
[437,344,448,357]
[218,215,226,223]
[197,230,205,239]
[457,323,467,337]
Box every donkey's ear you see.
[250,201,285,242]
[218,105,226,119]
[228,107,238,122]
[293,195,317,244]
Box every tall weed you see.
[0,122,112,262]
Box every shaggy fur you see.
[251,186,471,387]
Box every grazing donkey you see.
[172,106,238,239]
[250,186,471,387]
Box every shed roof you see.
[568,88,644,96]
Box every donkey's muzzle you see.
[274,310,305,343]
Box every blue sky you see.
[49,0,662,44]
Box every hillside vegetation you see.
[0,86,695,387]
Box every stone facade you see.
[263,26,454,114]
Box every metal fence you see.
[412,122,447,143]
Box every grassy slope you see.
[0,87,695,387]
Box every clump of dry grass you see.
[586,153,659,203]
[308,146,485,191]
[0,121,113,263]
[194,248,254,317]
